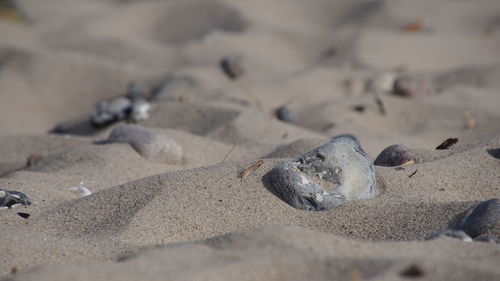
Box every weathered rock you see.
[374,144,420,167]
[108,124,183,165]
[266,135,376,211]
[453,198,500,238]
[0,189,31,208]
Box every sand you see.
[0,0,499,280]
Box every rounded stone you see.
[374,144,420,167]
[275,106,294,123]
[454,198,500,238]
[267,135,376,211]
[108,124,183,165]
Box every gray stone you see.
[108,124,183,165]
[267,135,376,211]
[454,198,500,238]
[0,189,31,208]
[275,106,294,123]
[374,144,420,167]
[91,96,132,127]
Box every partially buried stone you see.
[90,84,151,128]
[108,124,183,165]
[267,135,376,211]
[374,144,420,167]
[220,57,243,80]
[0,189,31,209]
[392,75,433,98]
[275,106,294,123]
[91,96,132,127]
[453,198,500,238]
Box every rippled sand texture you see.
[0,0,499,280]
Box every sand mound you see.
[5,226,500,281]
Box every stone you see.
[90,96,132,128]
[0,189,31,208]
[392,75,433,98]
[275,106,294,123]
[266,135,376,211]
[374,144,420,167]
[453,198,500,238]
[108,124,183,165]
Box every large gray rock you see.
[108,124,183,165]
[267,135,376,211]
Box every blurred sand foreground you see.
[0,0,499,280]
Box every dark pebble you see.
[275,106,294,123]
[374,144,420,167]
[454,198,500,238]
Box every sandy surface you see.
[1,0,499,280]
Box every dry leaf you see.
[436,138,458,150]
[238,160,264,179]
[403,20,423,32]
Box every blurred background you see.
[1,0,499,153]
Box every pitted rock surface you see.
[267,136,376,211]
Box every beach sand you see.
[0,0,499,280]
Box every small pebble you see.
[220,57,244,80]
[17,212,30,219]
[374,144,420,167]
[399,264,425,278]
[0,189,31,209]
[275,106,294,123]
[108,124,183,165]
[266,135,376,211]
[392,75,433,98]
[90,84,151,128]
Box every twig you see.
[408,170,418,178]
[222,143,236,163]
[238,160,264,179]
